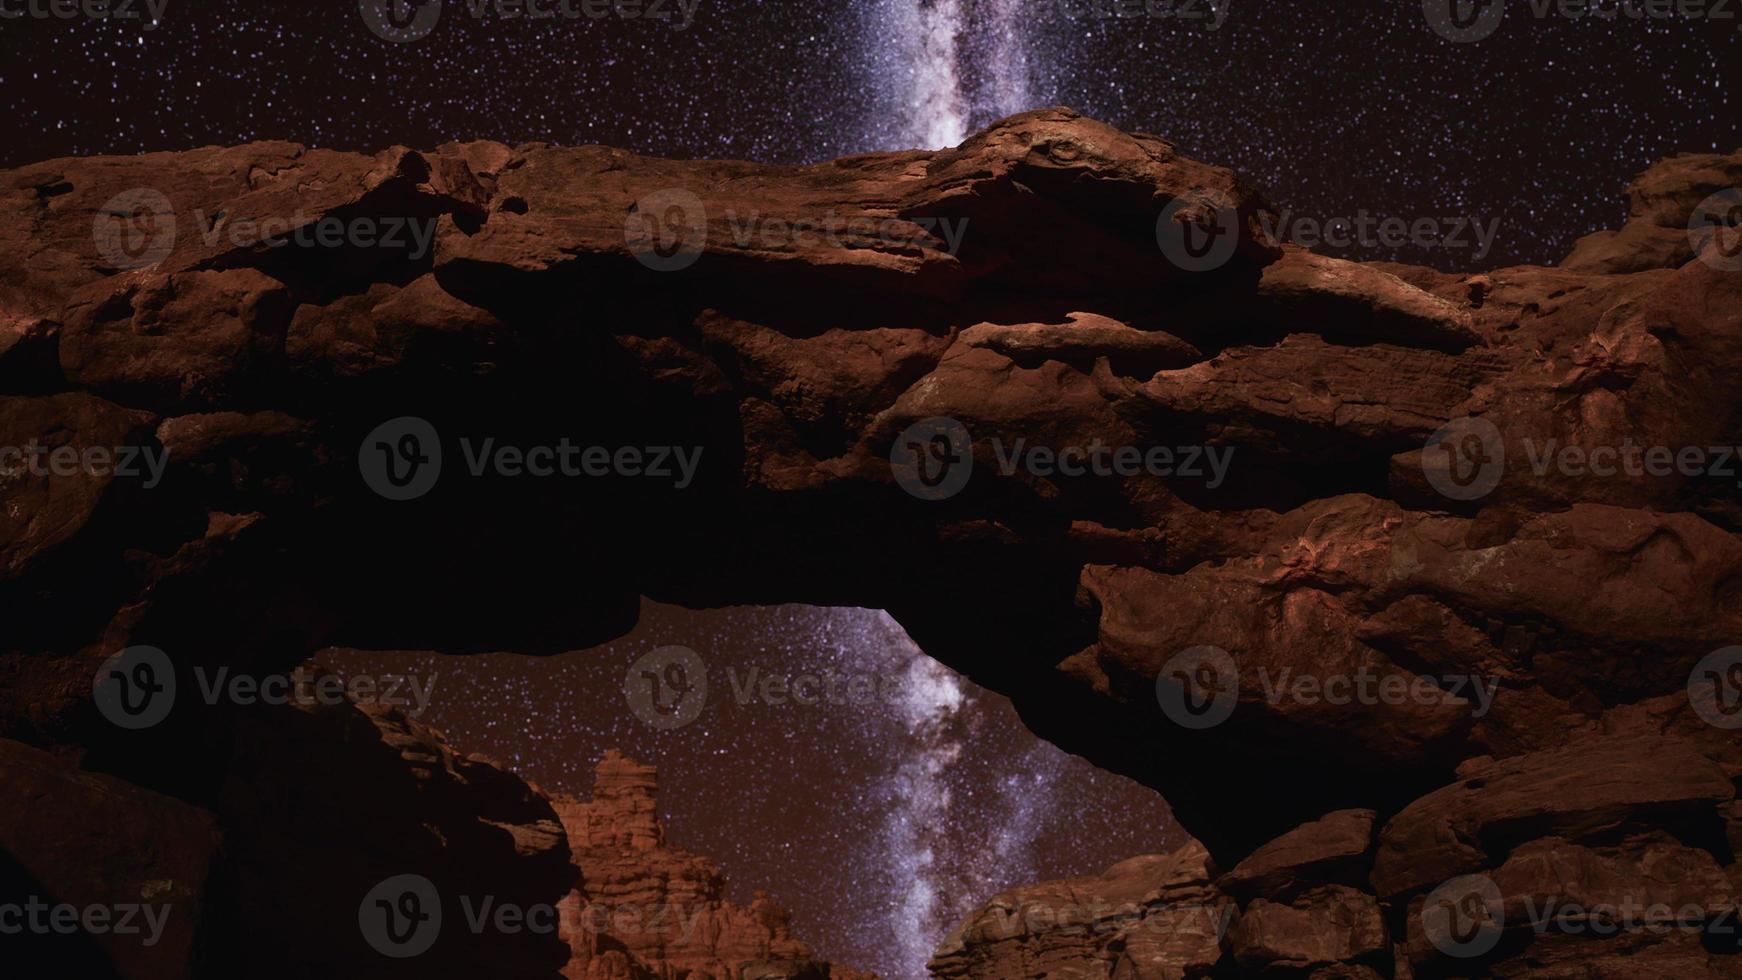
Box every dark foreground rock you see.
[0,110,1738,977]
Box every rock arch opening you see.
[308,600,1180,979]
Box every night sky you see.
[319,603,1182,980]
[3,0,1739,267]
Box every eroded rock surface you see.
[0,110,1738,978]
[927,843,1231,979]
[551,751,873,980]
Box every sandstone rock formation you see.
[927,843,1231,979]
[1,109,1739,978]
[1561,148,1742,274]
[549,750,873,980]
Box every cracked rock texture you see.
[0,109,1739,977]
[551,751,874,980]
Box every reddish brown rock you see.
[1228,885,1386,972]
[928,841,1232,979]
[1561,148,1742,274]
[1256,247,1480,351]
[1218,809,1376,900]
[957,312,1202,376]
[0,113,1738,980]
[551,751,874,980]
[1371,735,1735,901]
[1485,929,1738,979]
[0,391,156,579]
[0,738,219,980]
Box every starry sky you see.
[318,603,1182,980]
[3,1,1740,267]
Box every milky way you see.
[321,603,1179,979]
[860,0,1034,149]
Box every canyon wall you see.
[551,750,873,979]
[0,109,1739,977]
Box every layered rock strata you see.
[0,109,1738,977]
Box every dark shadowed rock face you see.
[0,110,1739,978]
